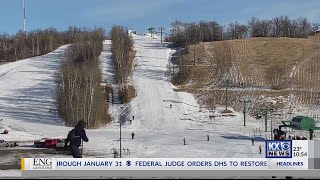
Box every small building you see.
[289,116,315,130]
[279,116,320,140]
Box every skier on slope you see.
[131,132,135,139]
[259,144,262,154]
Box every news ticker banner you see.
[21,140,312,171]
[21,158,309,171]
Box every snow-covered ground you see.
[93,35,268,158]
[0,170,21,177]
[0,35,276,177]
[0,45,71,142]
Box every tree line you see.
[56,28,111,128]
[168,16,318,47]
[0,26,92,62]
[110,25,135,103]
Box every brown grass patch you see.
[119,85,136,103]
[179,37,318,89]
[171,36,320,114]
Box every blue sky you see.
[0,0,319,35]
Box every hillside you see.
[0,35,273,162]
[171,36,320,125]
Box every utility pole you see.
[261,106,273,134]
[261,106,269,132]
[148,27,155,37]
[224,80,231,111]
[240,99,251,126]
[270,116,273,140]
[23,0,26,35]
[310,129,314,140]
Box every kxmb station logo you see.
[266,140,292,158]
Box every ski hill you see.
[0,34,275,168]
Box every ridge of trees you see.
[168,16,318,47]
[110,25,135,103]
[56,28,111,128]
[0,26,91,62]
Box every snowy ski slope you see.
[0,35,269,160]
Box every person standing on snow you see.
[183,138,186,145]
[259,144,262,154]
[65,120,89,158]
[131,132,135,139]
[251,138,254,146]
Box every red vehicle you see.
[34,138,47,148]
[34,138,65,148]
[45,139,59,148]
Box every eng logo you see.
[32,158,54,169]
[266,140,292,158]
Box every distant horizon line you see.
[2,14,319,35]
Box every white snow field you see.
[0,35,277,178]
[0,35,268,157]
[87,35,268,159]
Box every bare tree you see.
[295,17,311,37]
[227,21,248,39]
[56,28,110,128]
[249,17,272,37]
[110,25,135,103]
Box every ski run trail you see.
[0,34,275,177]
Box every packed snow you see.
[0,170,21,177]
[0,34,282,177]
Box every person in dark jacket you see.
[65,120,89,158]
[259,145,262,154]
